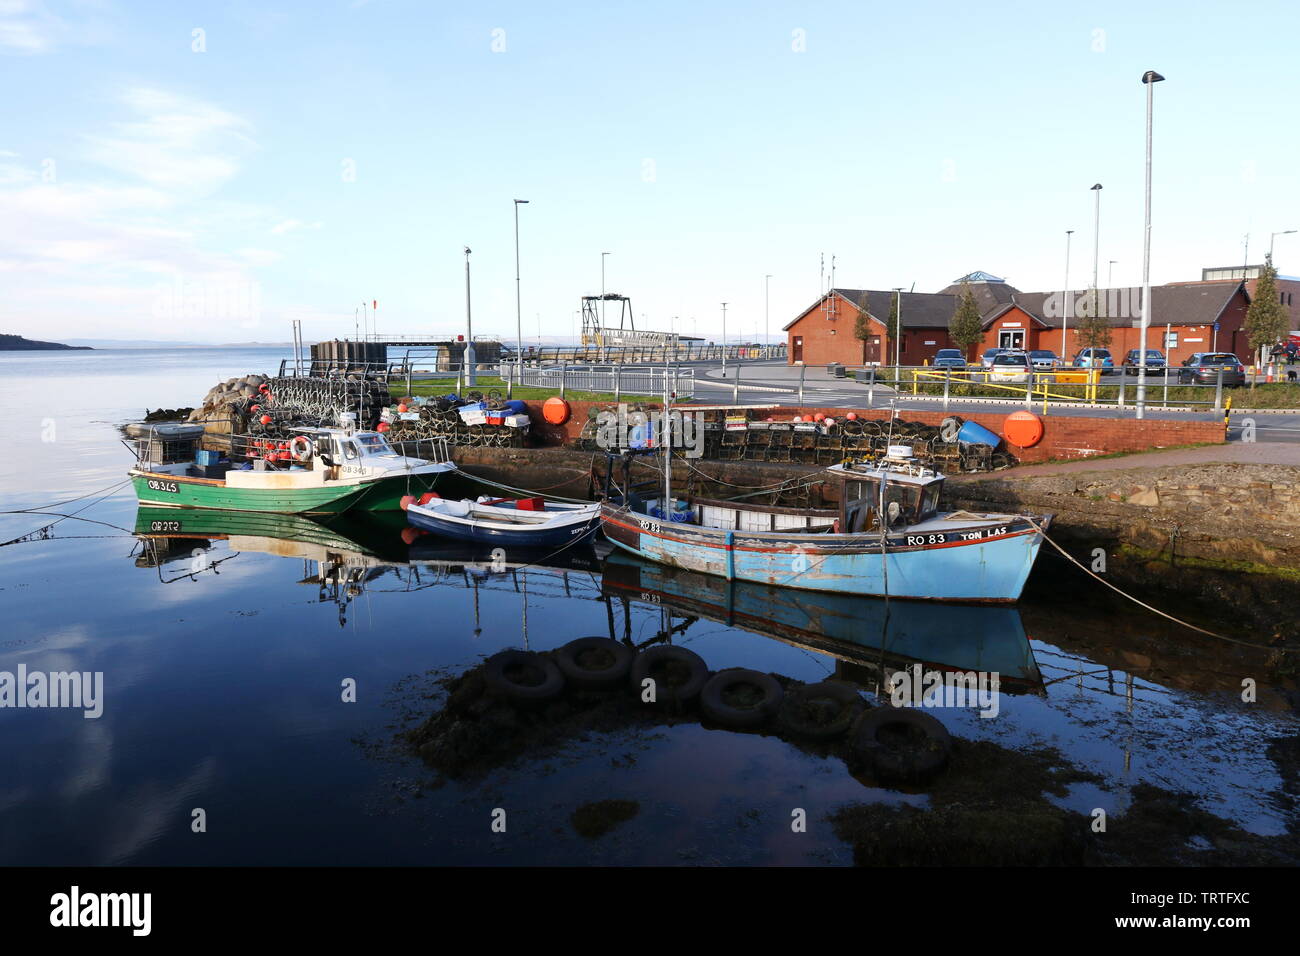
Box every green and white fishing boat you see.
[126,424,455,514]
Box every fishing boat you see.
[405,495,602,548]
[127,424,455,514]
[599,443,1051,604]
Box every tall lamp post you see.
[720,302,728,370]
[1270,229,1297,260]
[764,274,772,350]
[601,251,611,330]
[514,199,529,377]
[891,287,904,371]
[1090,184,1102,320]
[464,246,476,386]
[1136,70,1164,421]
[1061,230,1074,358]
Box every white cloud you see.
[270,218,322,235]
[83,88,256,195]
[0,0,112,55]
[0,88,286,337]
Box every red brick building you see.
[785,272,1254,367]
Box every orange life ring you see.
[1003,411,1044,448]
[289,435,314,462]
[542,397,571,425]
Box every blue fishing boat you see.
[600,445,1050,604]
[406,495,602,548]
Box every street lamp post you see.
[764,274,772,353]
[1136,70,1165,421]
[514,199,529,377]
[601,251,610,330]
[464,246,476,386]
[891,287,904,371]
[1091,184,1102,321]
[721,302,728,370]
[1270,229,1297,260]
[1061,230,1074,359]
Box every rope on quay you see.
[1025,517,1272,648]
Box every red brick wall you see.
[518,398,1224,463]
[759,406,1225,463]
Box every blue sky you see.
[2,0,1298,343]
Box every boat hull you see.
[407,505,602,548]
[131,468,454,515]
[599,503,1047,603]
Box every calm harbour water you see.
[0,347,1294,865]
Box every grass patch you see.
[397,376,660,404]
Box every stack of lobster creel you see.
[481,639,952,785]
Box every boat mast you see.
[662,362,672,513]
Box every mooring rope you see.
[1024,516,1271,648]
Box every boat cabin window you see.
[842,479,879,533]
[355,434,392,456]
[841,476,926,530]
[341,439,359,461]
[918,480,942,520]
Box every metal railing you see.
[499,363,696,399]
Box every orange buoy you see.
[399,495,416,511]
[397,403,409,413]
[1003,410,1044,448]
[260,414,272,425]
[846,412,858,421]
[376,422,390,433]
[417,491,441,505]
[542,397,571,425]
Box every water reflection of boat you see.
[600,551,1043,693]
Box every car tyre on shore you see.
[629,645,709,704]
[852,706,952,783]
[482,650,565,704]
[555,637,634,690]
[779,681,865,739]
[700,668,784,728]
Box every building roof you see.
[784,279,1245,333]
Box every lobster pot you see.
[137,435,200,465]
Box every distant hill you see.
[0,334,93,351]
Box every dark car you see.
[932,348,967,370]
[1122,348,1167,373]
[1177,352,1246,387]
[1028,349,1059,371]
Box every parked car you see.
[1072,348,1115,374]
[1121,348,1167,373]
[1177,352,1246,387]
[932,348,967,370]
[1028,349,1060,371]
[988,351,1033,384]
[980,347,1005,369]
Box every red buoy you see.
[260,414,271,425]
[417,491,441,505]
[399,495,416,511]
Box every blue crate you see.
[196,449,220,466]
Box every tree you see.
[1246,256,1288,378]
[1076,290,1112,351]
[948,283,983,358]
[853,293,873,363]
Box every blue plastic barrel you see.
[957,419,1001,447]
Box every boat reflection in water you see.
[131,506,603,625]
[600,551,1043,694]
[131,505,1040,692]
